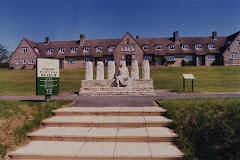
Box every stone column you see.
[107,61,115,80]
[96,61,104,80]
[142,60,150,79]
[131,60,139,79]
[85,61,93,80]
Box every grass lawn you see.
[0,66,240,95]
[0,100,72,158]
[158,98,240,160]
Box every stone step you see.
[53,107,166,116]
[28,127,178,142]
[9,141,184,160]
[42,116,172,127]
[79,91,155,96]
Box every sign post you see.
[36,58,59,102]
[182,74,195,91]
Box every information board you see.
[36,58,59,95]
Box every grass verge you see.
[158,98,240,160]
[0,100,72,159]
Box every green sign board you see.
[36,58,59,95]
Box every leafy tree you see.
[0,44,10,63]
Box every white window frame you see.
[108,46,115,52]
[195,44,202,49]
[67,58,75,64]
[132,45,135,51]
[15,60,20,65]
[182,44,189,50]
[167,56,175,61]
[84,57,92,63]
[231,54,237,60]
[208,44,215,49]
[29,59,34,64]
[121,46,125,51]
[34,47,39,53]
[142,45,149,50]
[23,59,26,64]
[59,48,65,53]
[71,47,78,53]
[207,55,215,61]
[126,45,131,51]
[155,44,162,50]
[47,48,54,54]
[21,47,28,53]
[144,56,153,61]
[168,44,175,50]
[96,46,102,52]
[83,46,90,52]
[238,41,240,46]
[185,56,193,61]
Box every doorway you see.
[198,56,205,66]
[126,55,132,66]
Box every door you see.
[126,55,132,66]
[198,56,205,66]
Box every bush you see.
[159,98,240,160]
[0,63,9,68]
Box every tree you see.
[0,44,10,63]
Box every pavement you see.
[1,89,240,107]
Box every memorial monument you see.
[79,60,155,95]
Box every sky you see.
[0,0,239,52]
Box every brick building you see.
[9,31,240,69]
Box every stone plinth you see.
[96,61,104,80]
[107,61,115,80]
[131,60,139,79]
[85,61,93,80]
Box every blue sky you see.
[0,0,239,52]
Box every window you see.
[105,56,113,62]
[121,46,125,51]
[195,44,202,49]
[231,54,237,59]
[238,41,240,46]
[208,44,215,49]
[142,45,149,50]
[144,56,153,61]
[15,60,20,65]
[47,48,54,54]
[29,59,34,64]
[59,48,65,53]
[67,58,75,64]
[207,55,215,61]
[108,46,115,52]
[84,57,92,63]
[155,44,162,50]
[83,46,90,52]
[167,56,175,61]
[34,47,39,53]
[132,45,135,51]
[21,47,28,53]
[168,44,175,50]
[185,56,193,61]
[121,45,135,51]
[126,45,131,51]
[71,47,78,52]
[23,59,26,64]
[225,41,231,46]
[182,44,189,50]
[96,46,102,52]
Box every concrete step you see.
[53,107,166,116]
[28,127,178,142]
[9,141,184,160]
[42,116,172,127]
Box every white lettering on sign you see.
[37,58,59,78]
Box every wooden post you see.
[183,78,185,91]
[192,79,194,91]
[45,95,51,102]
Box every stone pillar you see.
[142,60,150,79]
[85,61,93,80]
[107,61,115,80]
[131,60,139,79]
[96,61,104,80]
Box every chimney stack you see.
[45,37,50,44]
[80,34,85,46]
[212,31,217,40]
[173,31,179,43]
[136,36,139,39]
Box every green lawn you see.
[0,66,240,95]
[158,98,240,160]
[0,100,72,158]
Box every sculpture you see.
[115,61,132,87]
[107,61,115,80]
[131,60,139,79]
[85,61,93,80]
[142,60,150,79]
[96,61,104,80]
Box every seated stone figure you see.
[115,61,132,87]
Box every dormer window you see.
[238,41,240,46]
[155,44,162,50]
[21,47,28,53]
[142,45,149,50]
[59,48,65,53]
[225,41,231,46]
[33,47,39,53]
[182,44,189,50]
[195,44,202,49]
[47,48,54,54]
[108,46,115,52]
[208,44,215,49]
[83,46,90,52]
[96,46,102,52]
[71,47,78,53]
[168,44,175,50]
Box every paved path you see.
[1,89,240,107]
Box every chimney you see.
[173,31,179,43]
[45,37,50,44]
[136,36,139,39]
[212,31,217,40]
[80,34,85,46]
